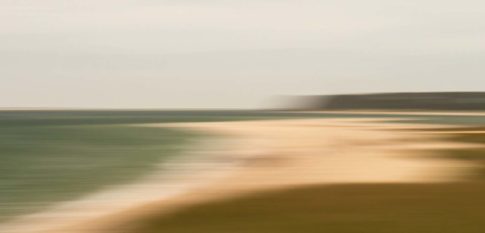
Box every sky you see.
[1,0,485,109]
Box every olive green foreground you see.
[133,183,485,233]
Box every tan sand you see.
[1,118,476,233]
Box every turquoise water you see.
[1,110,484,222]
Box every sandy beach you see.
[1,118,477,233]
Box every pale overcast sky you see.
[1,0,484,108]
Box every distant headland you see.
[291,92,485,111]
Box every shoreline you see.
[70,118,476,233]
[2,118,477,233]
[0,135,248,233]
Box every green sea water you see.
[0,110,306,222]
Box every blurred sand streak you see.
[3,118,476,233]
